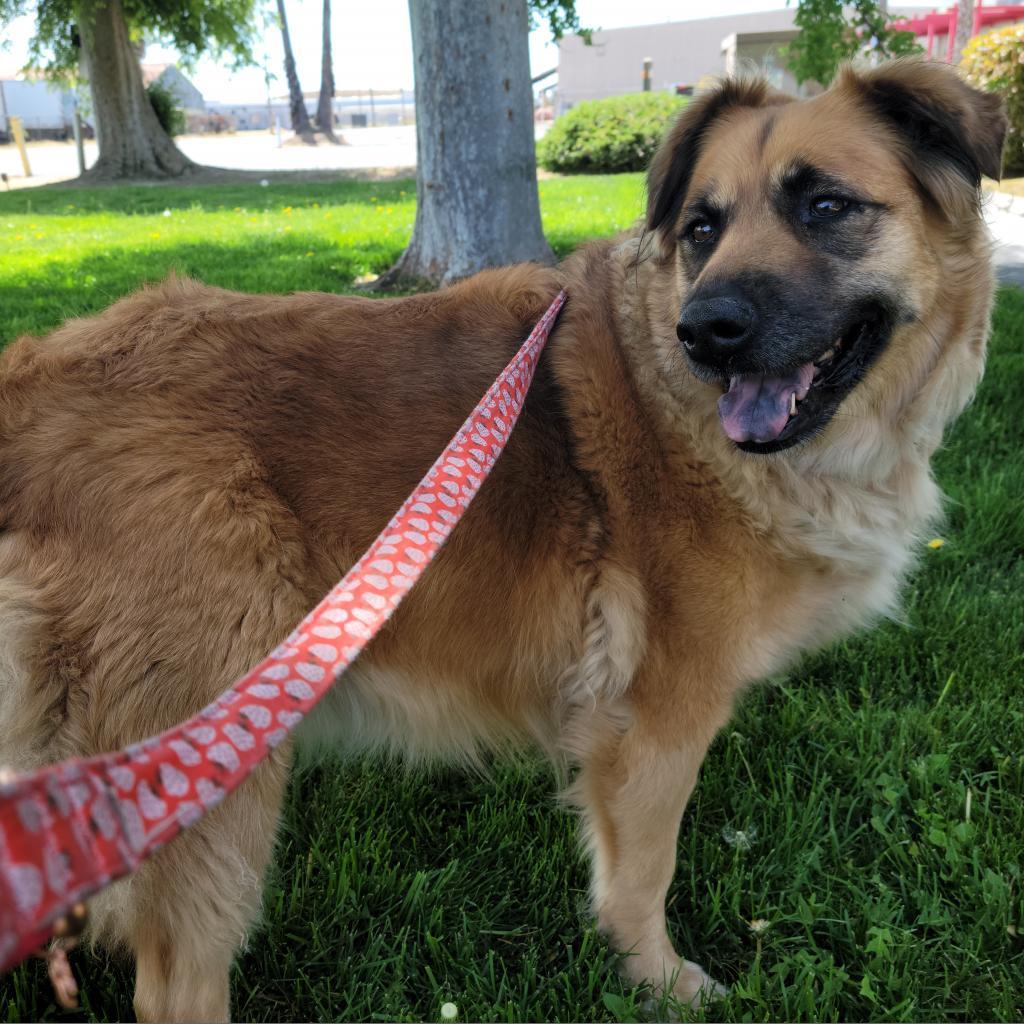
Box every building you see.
[140,64,205,114]
[0,76,78,140]
[555,5,940,114]
[237,90,413,132]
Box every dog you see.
[0,58,1005,1020]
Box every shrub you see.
[537,92,686,175]
[961,24,1023,176]
[147,81,186,138]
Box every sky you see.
[0,0,810,103]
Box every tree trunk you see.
[317,0,339,143]
[76,0,194,180]
[953,0,974,64]
[277,0,315,144]
[384,0,553,287]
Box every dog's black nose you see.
[676,296,756,365]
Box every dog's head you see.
[646,59,1006,457]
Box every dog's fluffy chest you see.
[736,460,940,677]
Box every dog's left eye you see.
[690,221,717,244]
[810,196,849,218]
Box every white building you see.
[0,77,77,140]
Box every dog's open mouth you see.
[717,313,891,454]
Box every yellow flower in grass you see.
[927,538,945,550]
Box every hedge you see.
[961,24,1023,176]
[537,92,686,175]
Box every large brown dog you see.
[0,59,1005,1020]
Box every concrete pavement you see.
[0,126,419,188]
[986,202,1024,287]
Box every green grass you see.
[0,176,1021,1023]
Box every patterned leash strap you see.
[0,290,567,978]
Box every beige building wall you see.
[555,8,799,113]
[555,6,934,113]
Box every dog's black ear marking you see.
[646,79,789,251]
[863,79,985,186]
[843,58,1007,218]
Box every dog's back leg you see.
[0,455,314,1020]
[107,751,289,1023]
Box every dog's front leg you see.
[573,707,727,1007]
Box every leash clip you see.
[37,903,88,1010]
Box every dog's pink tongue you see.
[717,363,815,444]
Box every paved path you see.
[0,126,419,187]
[986,202,1024,287]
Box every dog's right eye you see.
[690,221,716,244]
[810,196,849,218]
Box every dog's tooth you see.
[790,392,797,416]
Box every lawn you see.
[0,176,1021,1023]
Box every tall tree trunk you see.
[384,0,553,287]
[76,0,194,180]
[953,0,974,64]
[277,0,315,144]
[317,0,339,142]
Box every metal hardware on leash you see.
[38,903,88,1010]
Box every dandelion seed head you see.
[722,825,757,850]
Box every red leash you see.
[0,290,566,980]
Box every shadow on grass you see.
[0,235,412,347]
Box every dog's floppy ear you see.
[646,78,790,251]
[839,58,1007,219]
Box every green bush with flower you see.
[961,24,1024,176]
[537,92,686,175]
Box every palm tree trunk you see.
[317,0,339,143]
[953,0,974,64]
[277,0,316,144]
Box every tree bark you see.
[383,0,553,287]
[953,0,974,64]
[317,0,339,143]
[277,0,315,144]
[76,0,194,180]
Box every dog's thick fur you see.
[0,60,1005,1019]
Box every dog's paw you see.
[668,959,728,1008]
